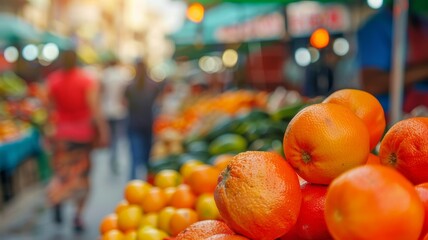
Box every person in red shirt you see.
[46,50,109,232]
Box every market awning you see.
[0,13,40,46]
[171,3,285,46]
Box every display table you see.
[0,128,41,172]
[0,128,44,204]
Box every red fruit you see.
[281,183,332,240]
[416,183,428,239]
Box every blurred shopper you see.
[125,59,163,180]
[101,57,132,175]
[358,4,428,114]
[46,50,109,232]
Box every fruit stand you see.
[98,87,428,240]
[0,70,49,209]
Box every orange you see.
[169,208,199,237]
[281,183,332,240]
[137,226,169,240]
[154,169,182,189]
[196,193,220,220]
[176,220,235,240]
[124,230,137,240]
[366,153,380,165]
[100,214,118,234]
[180,159,204,182]
[102,229,125,240]
[206,234,250,240]
[323,89,386,150]
[139,212,158,228]
[283,103,370,185]
[325,165,424,240]
[117,205,143,232]
[168,184,196,209]
[214,151,301,240]
[213,154,234,171]
[158,207,176,234]
[124,180,151,205]
[416,183,428,239]
[115,200,130,214]
[424,233,428,240]
[188,165,221,195]
[379,117,428,184]
[141,187,167,213]
[163,186,177,203]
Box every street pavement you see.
[0,141,130,240]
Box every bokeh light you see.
[42,43,60,61]
[4,46,19,63]
[22,44,38,61]
[199,56,223,73]
[186,3,204,23]
[367,0,383,9]
[310,28,330,49]
[222,49,238,68]
[295,48,311,67]
[333,38,350,56]
[308,47,320,63]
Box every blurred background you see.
[0,0,427,239]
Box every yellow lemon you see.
[154,170,182,189]
[196,193,220,220]
[157,207,176,234]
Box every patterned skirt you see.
[46,140,92,205]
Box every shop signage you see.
[215,12,285,43]
[286,2,351,37]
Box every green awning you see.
[0,13,40,46]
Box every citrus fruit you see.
[124,230,137,240]
[325,165,424,240]
[416,183,428,239]
[168,184,196,208]
[323,89,386,150]
[137,226,168,240]
[102,229,125,240]
[117,205,143,232]
[100,214,118,234]
[163,186,177,203]
[158,207,176,234]
[366,153,380,165]
[139,212,158,228]
[154,169,182,189]
[213,154,234,171]
[379,117,428,184]
[176,220,234,240]
[180,159,204,182]
[196,193,220,220]
[169,208,198,237]
[188,165,221,195]
[206,234,250,240]
[115,200,130,214]
[283,103,370,185]
[124,180,151,205]
[282,183,332,240]
[141,187,167,213]
[214,151,301,240]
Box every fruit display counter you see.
[0,71,49,207]
[99,89,428,240]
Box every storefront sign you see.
[286,2,351,37]
[215,12,285,43]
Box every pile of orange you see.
[102,88,428,240]
[99,155,232,240]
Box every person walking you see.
[46,50,109,232]
[125,59,163,180]
[101,57,132,175]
